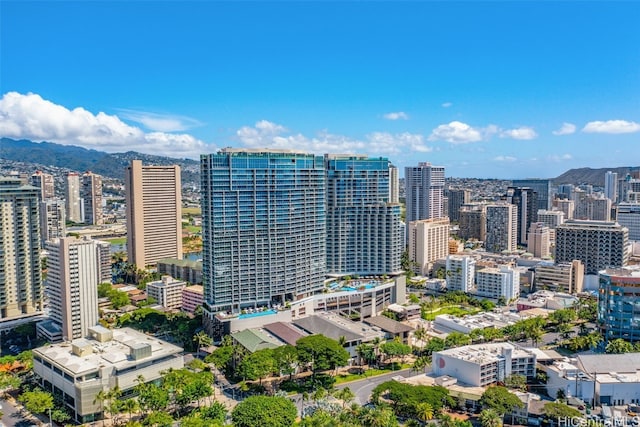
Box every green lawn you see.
[182,207,202,216]
[183,225,202,234]
[422,304,481,321]
[335,364,411,384]
[104,237,127,245]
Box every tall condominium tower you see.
[389,164,399,204]
[126,160,183,269]
[326,155,403,276]
[605,171,618,203]
[512,179,552,210]
[485,203,518,254]
[445,255,476,293]
[575,196,611,221]
[0,178,43,322]
[31,171,55,201]
[40,199,66,244]
[598,266,640,343]
[617,202,640,241]
[41,237,109,341]
[556,199,575,220]
[81,172,103,225]
[408,218,450,276]
[555,220,629,275]
[405,162,445,223]
[445,189,471,222]
[65,172,82,223]
[505,186,538,245]
[201,149,326,317]
[527,222,551,258]
[459,203,487,241]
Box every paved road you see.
[335,368,424,405]
[1,397,42,427]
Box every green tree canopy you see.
[231,395,297,427]
[605,338,634,354]
[480,386,524,416]
[237,348,276,383]
[19,389,54,415]
[296,335,349,373]
[542,402,582,419]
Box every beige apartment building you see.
[408,217,450,276]
[125,160,182,269]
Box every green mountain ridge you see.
[0,138,200,183]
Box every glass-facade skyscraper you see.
[200,149,326,315]
[325,155,403,275]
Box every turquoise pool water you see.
[238,309,277,319]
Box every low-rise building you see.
[32,326,183,424]
[475,266,520,301]
[432,342,536,387]
[182,285,204,314]
[146,276,186,311]
[545,353,640,407]
[516,290,578,311]
[533,260,584,294]
[433,311,521,334]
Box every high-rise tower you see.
[325,155,403,276]
[404,162,445,223]
[65,172,82,223]
[81,172,103,225]
[0,177,44,322]
[31,171,55,201]
[485,203,518,253]
[200,149,326,318]
[512,179,552,211]
[42,237,106,341]
[125,160,183,269]
[505,186,538,245]
[605,171,618,203]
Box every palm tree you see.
[414,327,427,355]
[480,408,503,427]
[121,399,139,423]
[93,389,109,427]
[415,402,434,424]
[334,387,355,409]
[437,413,457,427]
[193,331,213,359]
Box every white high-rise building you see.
[555,220,629,275]
[42,237,107,341]
[605,171,618,203]
[389,164,399,204]
[40,199,66,244]
[476,266,520,301]
[485,204,518,254]
[537,210,565,228]
[65,172,82,223]
[408,218,450,276]
[445,255,476,292]
[405,162,445,223]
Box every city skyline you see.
[1,1,639,179]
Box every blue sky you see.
[1,1,639,178]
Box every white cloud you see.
[383,111,409,120]
[427,121,484,144]
[0,92,209,159]
[236,121,432,155]
[552,122,576,136]
[441,102,453,108]
[117,109,203,132]
[494,155,517,162]
[547,153,573,162]
[582,120,640,134]
[500,126,538,140]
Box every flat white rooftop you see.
[33,327,183,376]
[437,342,534,365]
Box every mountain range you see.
[0,138,638,186]
[0,138,200,183]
